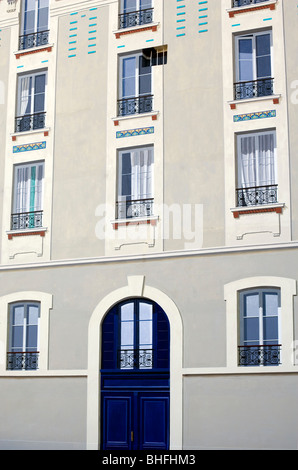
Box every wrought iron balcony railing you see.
[117,94,153,117]
[116,198,154,220]
[15,112,46,133]
[11,210,43,231]
[119,7,153,29]
[19,30,49,51]
[232,0,268,7]
[7,351,39,370]
[118,349,153,369]
[238,345,281,366]
[234,78,274,100]
[236,184,278,207]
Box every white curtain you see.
[239,132,275,188]
[19,76,31,116]
[130,148,153,201]
[14,164,43,214]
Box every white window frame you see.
[8,302,41,370]
[21,0,49,36]
[120,0,153,14]
[0,292,53,374]
[239,287,281,347]
[119,52,152,100]
[237,129,277,189]
[17,70,47,118]
[224,277,296,370]
[235,30,273,83]
[12,161,44,215]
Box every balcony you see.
[234,78,274,101]
[236,184,278,207]
[117,94,153,117]
[119,8,153,29]
[118,349,153,369]
[7,351,39,370]
[19,30,49,51]
[11,210,43,231]
[116,198,154,220]
[238,344,281,366]
[232,0,268,7]
[15,112,46,133]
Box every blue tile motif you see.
[233,110,276,122]
[13,141,46,153]
[116,127,154,138]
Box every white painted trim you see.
[224,276,297,370]
[0,291,53,373]
[86,276,183,450]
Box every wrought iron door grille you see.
[116,198,154,219]
[19,30,49,50]
[118,349,153,369]
[236,185,278,207]
[7,351,39,370]
[15,112,46,133]
[118,8,153,29]
[117,95,153,116]
[234,78,274,100]
[238,345,281,366]
[11,210,43,230]
[232,0,268,7]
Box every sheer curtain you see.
[19,76,31,116]
[14,164,43,214]
[238,132,276,188]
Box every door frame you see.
[86,276,183,450]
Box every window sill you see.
[227,0,277,17]
[112,111,159,126]
[229,94,281,110]
[7,227,47,239]
[231,203,284,219]
[11,127,50,141]
[113,22,159,38]
[111,216,158,230]
[14,43,54,59]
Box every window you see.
[7,302,40,370]
[20,0,49,50]
[117,146,154,219]
[16,71,47,133]
[234,31,273,100]
[236,130,277,207]
[239,288,281,366]
[118,52,152,116]
[232,0,269,8]
[119,0,153,29]
[11,162,44,231]
[101,298,170,371]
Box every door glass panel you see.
[122,57,136,98]
[123,0,136,13]
[244,317,259,343]
[37,0,49,31]
[244,293,259,317]
[238,38,253,82]
[24,0,36,35]
[34,74,46,113]
[140,0,152,9]
[139,55,151,95]
[256,34,271,78]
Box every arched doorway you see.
[100,298,170,450]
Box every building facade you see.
[0,0,298,450]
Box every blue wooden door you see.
[101,391,169,450]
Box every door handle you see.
[131,430,134,442]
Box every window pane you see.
[122,77,135,98]
[11,326,24,349]
[37,0,49,31]
[121,302,134,321]
[263,317,278,342]
[256,34,271,57]
[244,317,259,342]
[238,39,253,81]
[26,324,38,349]
[123,0,136,13]
[28,304,39,325]
[244,293,259,317]
[139,302,153,320]
[256,56,271,79]
[140,0,152,9]
[263,292,279,316]
[12,305,25,325]
[121,322,134,348]
[139,55,151,95]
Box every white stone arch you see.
[86,276,183,450]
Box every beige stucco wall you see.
[163,1,225,251]
[51,5,109,260]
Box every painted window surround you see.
[0,291,53,374]
[224,277,297,370]
[87,275,183,450]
